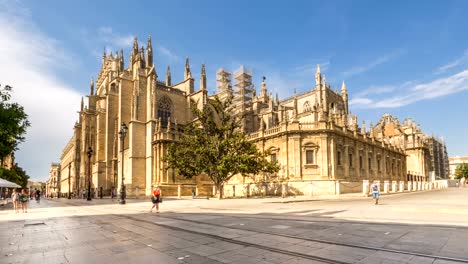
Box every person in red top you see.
[150,186,161,213]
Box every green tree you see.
[0,85,31,164]
[455,163,468,180]
[0,165,29,188]
[164,96,279,198]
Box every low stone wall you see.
[140,179,450,199]
[339,181,363,194]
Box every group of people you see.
[11,189,32,213]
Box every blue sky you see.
[1,0,468,181]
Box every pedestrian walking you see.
[12,189,19,213]
[150,186,162,213]
[20,189,28,213]
[111,187,115,201]
[371,181,380,205]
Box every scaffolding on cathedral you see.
[233,65,253,112]
[216,69,232,101]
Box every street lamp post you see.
[87,147,93,201]
[68,162,71,199]
[119,122,128,205]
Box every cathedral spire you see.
[146,35,153,67]
[166,65,171,86]
[200,64,207,91]
[81,96,84,111]
[184,57,192,79]
[341,81,347,94]
[260,76,267,99]
[341,81,348,115]
[119,49,124,70]
[90,78,94,96]
[101,48,107,67]
[315,64,322,87]
[132,37,139,55]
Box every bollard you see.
[335,180,341,196]
[407,181,412,192]
[391,181,397,193]
[399,181,404,192]
[177,185,181,198]
[363,180,369,196]
[384,180,390,193]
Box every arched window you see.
[157,96,172,127]
[303,101,311,112]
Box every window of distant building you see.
[359,156,363,169]
[368,157,372,170]
[303,143,318,167]
[271,153,277,163]
[306,150,314,164]
[377,157,381,171]
[337,151,342,165]
[349,153,353,167]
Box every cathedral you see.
[58,36,445,198]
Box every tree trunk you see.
[217,183,224,199]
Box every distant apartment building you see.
[449,156,468,179]
[45,163,61,197]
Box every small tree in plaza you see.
[164,96,279,198]
[0,85,31,164]
[455,163,468,180]
[0,84,31,187]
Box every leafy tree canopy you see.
[0,165,30,188]
[455,163,468,180]
[0,85,31,164]
[164,96,279,198]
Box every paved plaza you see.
[1,188,468,264]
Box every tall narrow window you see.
[271,153,277,163]
[157,96,172,127]
[377,159,381,171]
[303,101,311,112]
[359,156,363,169]
[306,150,314,164]
[368,157,371,170]
[337,151,342,165]
[349,154,353,167]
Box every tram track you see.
[116,213,468,264]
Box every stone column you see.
[384,180,389,193]
[391,181,397,193]
[363,180,369,196]
[177,184,181,198]
[399,181,404,192]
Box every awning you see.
[0,178,21,188]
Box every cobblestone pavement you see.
[1,188,468,263]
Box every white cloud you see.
[354,85,395,97]
[350,70,468,108]
[156,46,180,62]
[97,26,134,48]
[0,2,82,181]
[343,50,402,77]
[434,50,468,75]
